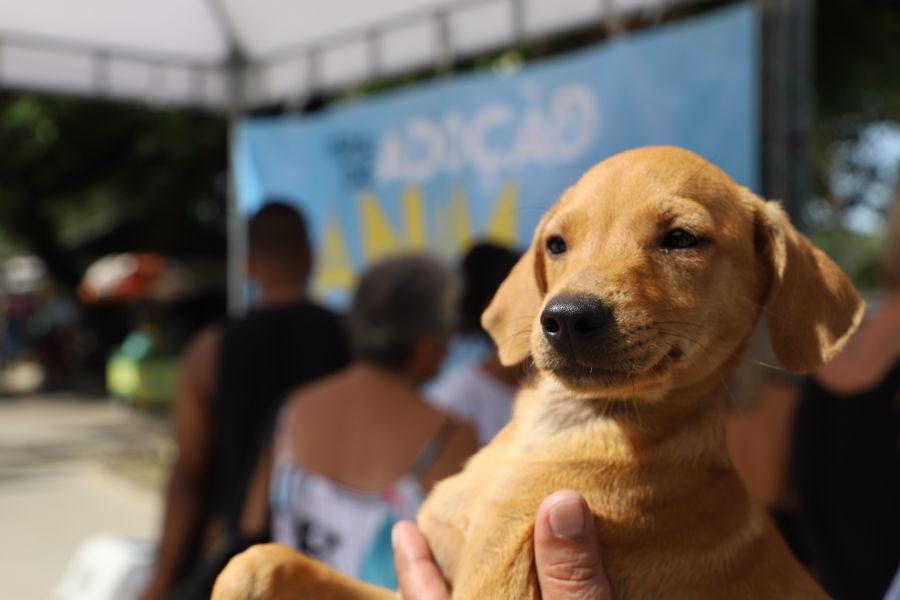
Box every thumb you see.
[534,490,612,600]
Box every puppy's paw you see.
[212,544,309,599]
[212,543,398,600]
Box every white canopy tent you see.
[0,0,690,111]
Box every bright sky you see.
[836,121,900,234]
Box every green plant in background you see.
[0,93,227,291]
[807,0,900,290]
[811,227,887,290]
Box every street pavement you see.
[0,393,169,599]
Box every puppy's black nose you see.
[541,296,612,351]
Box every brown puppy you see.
[213,146,863,599]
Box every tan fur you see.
[213,146,863,599]
[212,544,397,600]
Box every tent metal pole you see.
[436,9,453,74]
[206,0,251,314]
[226,51,248,315]
[759,0,812,228]
[226,129,245,315]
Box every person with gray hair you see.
[250,253,478,589]
[347,254,461,370]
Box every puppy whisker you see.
[654,329,783,372]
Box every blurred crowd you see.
[0,284,80,388]
[137,201,525,600]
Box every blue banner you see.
[235,3,758,306]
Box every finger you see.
[534,490,612,600]
[392,520,450,600]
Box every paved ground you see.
[0,392,170,599]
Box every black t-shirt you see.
[791,361,900,600]
[210,301,350,535]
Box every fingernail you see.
[549,496,585,538]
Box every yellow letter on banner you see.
[360,188,426,261]
[450,187,473,252]
[403,187,426,250]
[361,192,400,261]
[312,216,355,299]
[435,187,473,257]
[434,183,519,257]
[485,181,519,247]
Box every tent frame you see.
[0,0,660,111]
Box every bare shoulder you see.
[176,324,222,409]
[816,301,900,393]
[282,369,349,426]
[183,324,221,368]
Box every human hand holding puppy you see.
[394,490,612,599]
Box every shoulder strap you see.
[409,417,458,478]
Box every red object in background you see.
[77,253,195,304]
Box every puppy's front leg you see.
[418,422,523,582]
[418,470,475,581]
[212,544,397,600]
[450,523,539,600]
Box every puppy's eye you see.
[546,236,567,255]
[660,229,700,250]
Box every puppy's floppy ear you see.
[755,200,865,373]
[482,244,544,366]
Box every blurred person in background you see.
[255,254,477,589]
[141,201,350,600]
[790,194,900,600]
[3,290,32,360]
[428,242,525,446]
[29,284,79,389]
[0,289,6,369]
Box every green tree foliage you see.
[0,93,226,291]
[811,0,900,223]
[806,0,900,288]
[815,0,900,136]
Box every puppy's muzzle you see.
[540,295,613,359]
